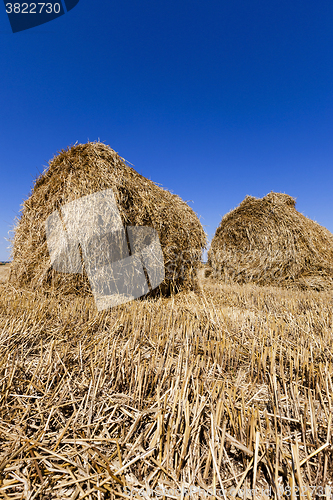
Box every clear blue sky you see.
[1,0,332,261]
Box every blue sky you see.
[0,0,332,261]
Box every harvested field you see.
[1,270,333,498]
[0,264,10,284]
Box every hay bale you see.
[9,142,206,298]
[208,192,333,291]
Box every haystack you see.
[9,142,206,298]
[208,192,333,291]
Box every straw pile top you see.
[9,141,206,297]
[208,191,333,290]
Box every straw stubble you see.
[1,272,333,497]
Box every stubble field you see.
[0,266,333,499]
[0,264,10,284]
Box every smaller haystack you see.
[208,192,333,291]
[9,142,206,298]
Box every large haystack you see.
[9,142,206,299]
[208,192,333,290]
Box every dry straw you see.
[1,272,333,497]
[208,191,333,291]
[9,141,206,297]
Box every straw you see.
[208,191,333,291]
[9,141,206,298]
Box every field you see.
[1,266,333,499]
[0,264,10,284]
